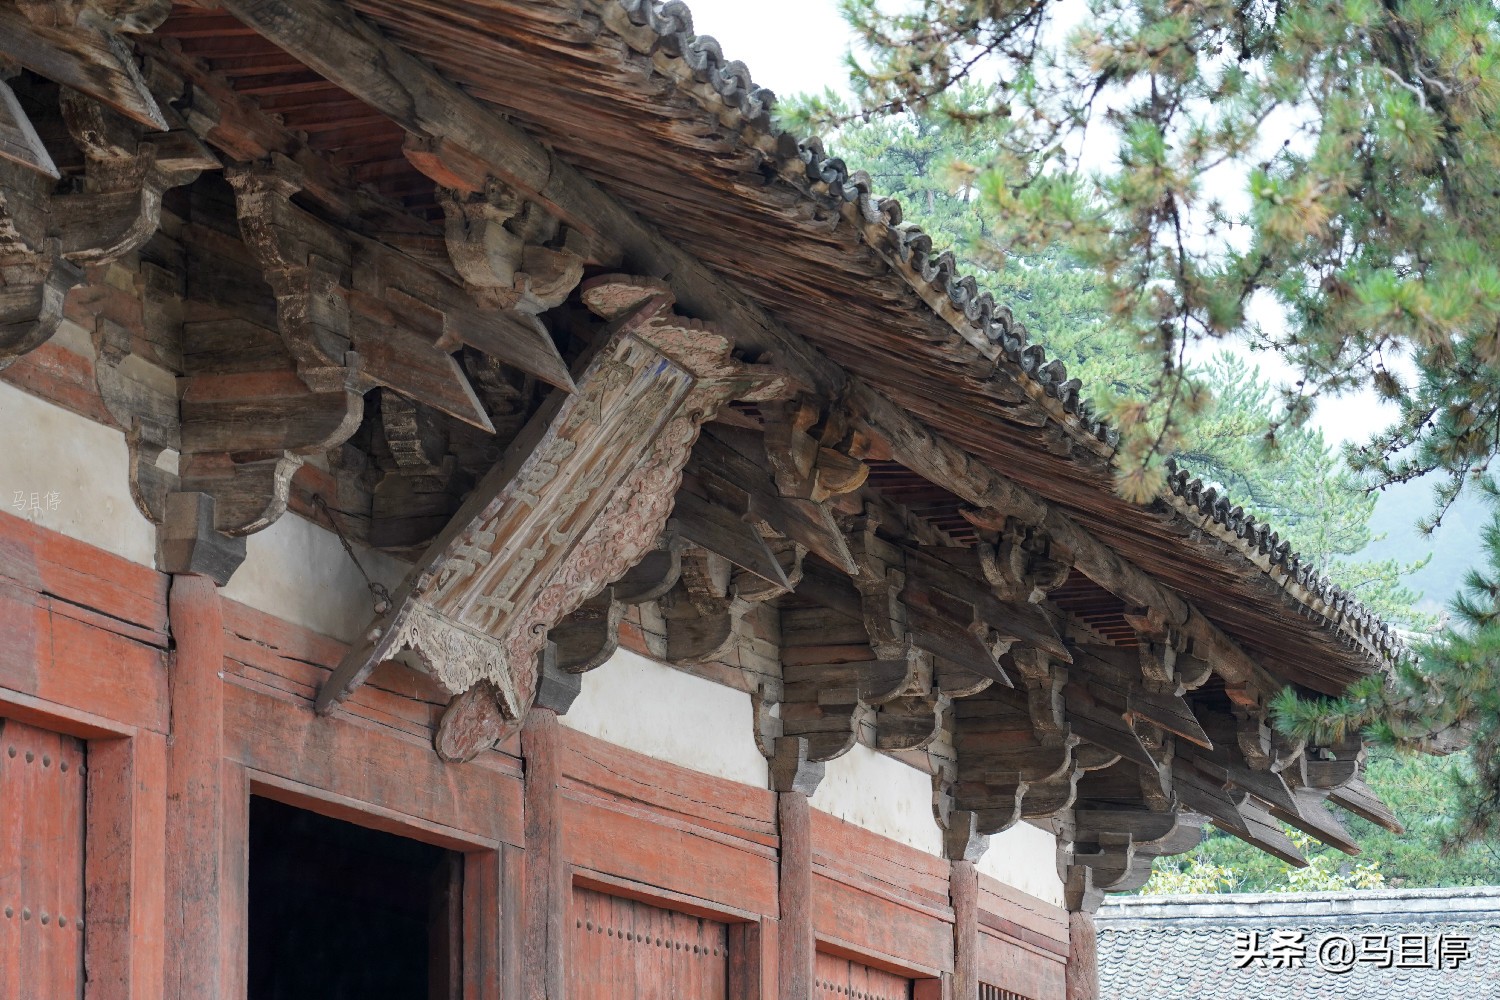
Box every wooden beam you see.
[845,380,1046,522]
[1065,910,1098,1000]
[1327,776,1404,834]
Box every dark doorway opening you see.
[248,795,460,1000]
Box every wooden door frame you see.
[245,768,509,1000]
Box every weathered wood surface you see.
[951,860,979,1000]
[0,2,168,130]
[195,0,1316,706]
[320,277,787,729]
[85,731,169,1000]
[1064,910,1098,1000]
[813,952,911,1000]
[0,78,58,177]
[0,74,211,372]
[0,0,1409,926]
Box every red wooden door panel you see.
[570,887,728,1000]
[815,951,911,1000]
[0,718,86,1000]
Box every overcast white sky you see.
[679,0,851,98]
[681,0,1396,448]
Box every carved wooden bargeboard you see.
[318,276,787,757]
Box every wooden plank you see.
[1270,789,1361,856]
[673,489,791,592]
[0,509,168,638]
[562,792,780,919]
[0,579,169,735]
[814,951,911,1000]
[569,887,729,1000]
[808,810,950,913]
[974,877,1069,955]
[442,306,574,394]
[1327,776,1404,833]
[692,427,857,576]
[561,727,777,846]
[1124,690,1211,750]
[728,920,772,1000]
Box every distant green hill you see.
[1357,480,1486,619]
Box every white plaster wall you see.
[220,511,409,643]
[560,648,770,787]
[809,743,946,857]
[978,821,1066,907]
[0,380,156,565]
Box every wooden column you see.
[1065,910,1099,1000]
[164,572,245,999]
[522,708,567,1000]
[776,792,812,1000]
[771,737,823,1000]
[950,860,979,1000]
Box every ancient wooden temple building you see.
[0,1,1408,998]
